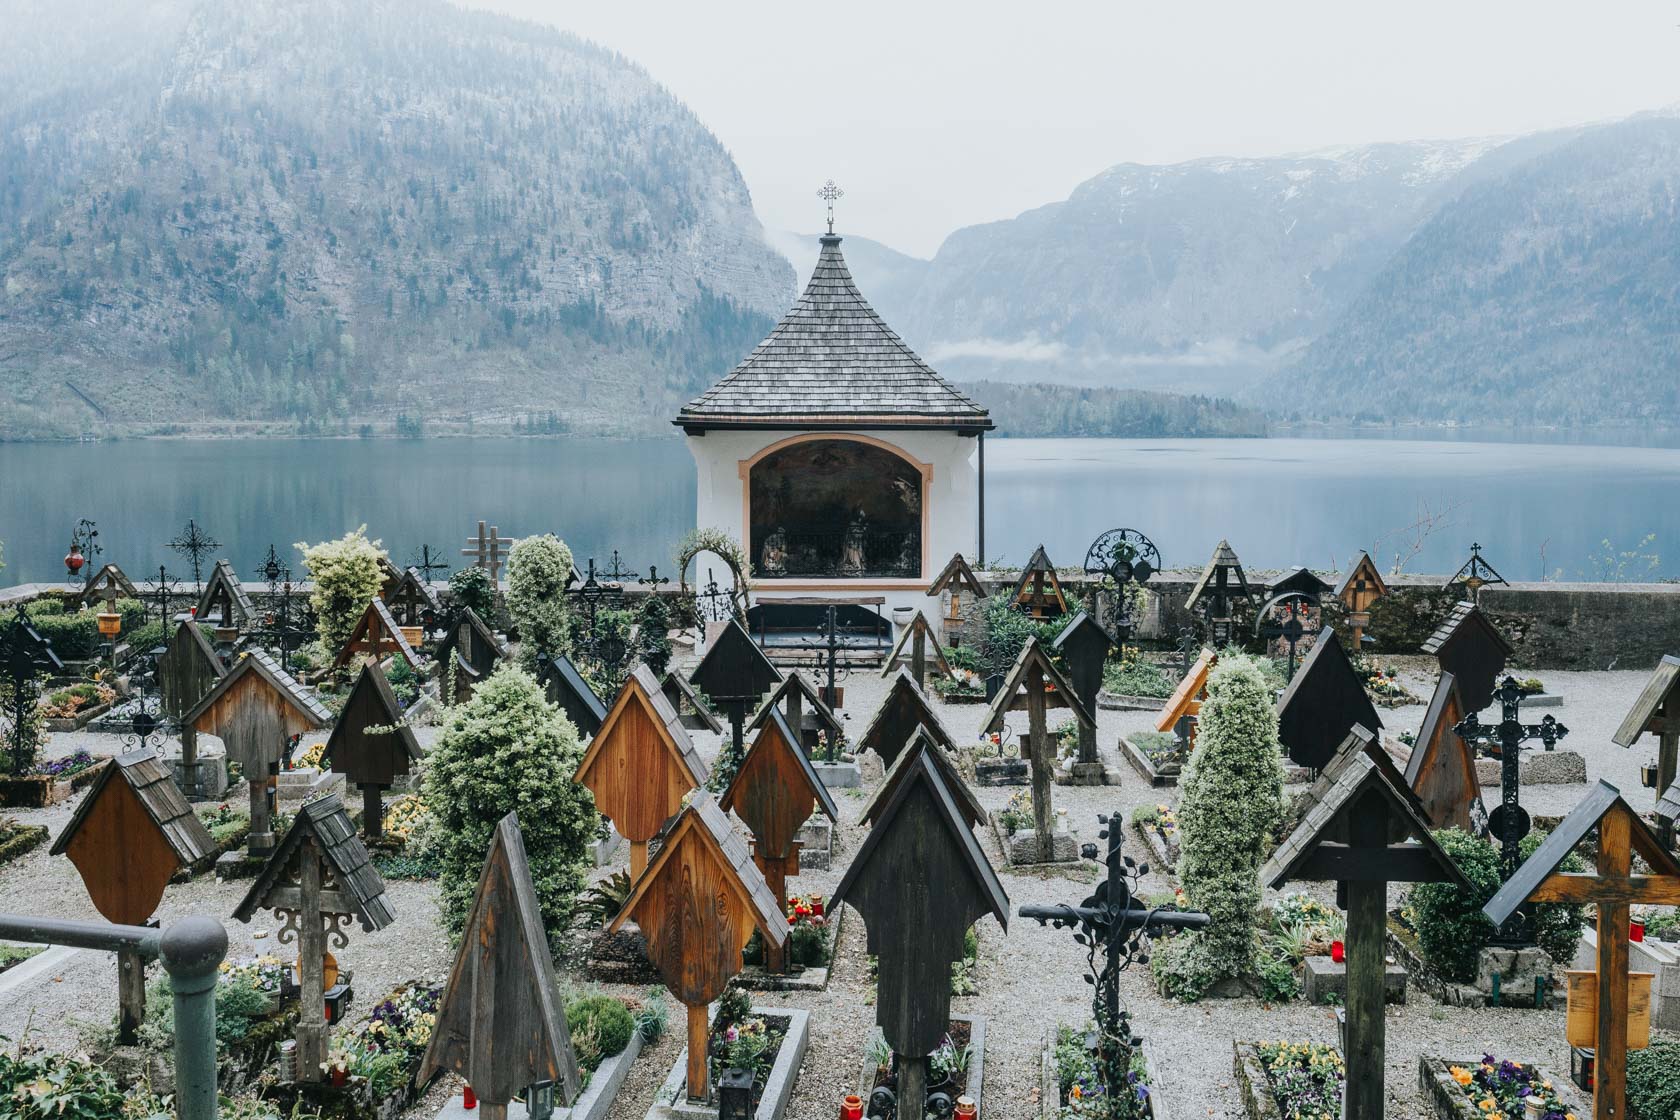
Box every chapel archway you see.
[748,437,925,579]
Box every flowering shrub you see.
[1256,1041,1344,1119]
[996,789,1034,835]
[381,793,432,845]
[30,750,97,778]
[290,740,327,771]
[1101,649,1176,699]
[296,527,388,659]
[1446,1056,1574,1120]
[506,534,574,670]
[38,683,116,720]
[220,954,287,994]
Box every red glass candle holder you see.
[811,895,825,918]
[463,1085,477,1110]
[841,1093,863,1120]
[1331,940,1345,964]
[1631,919,1645,943]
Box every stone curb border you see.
[645,1005,809,1120]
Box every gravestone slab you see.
[792,816,834,870]
[811,760,862,789]
[1474,749,1587,788]
[1055,761,1116,786]
[1474,945,1555,999]
[1303,955,1407,1005]
[166,741,228,799]
[645,1006,809,1120]
[1006,830,1079,865]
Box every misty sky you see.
[471,1,1679,258]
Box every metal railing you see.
[0,912,228,1120]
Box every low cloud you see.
[927,336,1068,363]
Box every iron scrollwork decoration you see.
[1253,590,1319,680]
[168,519,220,591]
[1082,529,1160,645]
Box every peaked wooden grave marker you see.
[660,669,724,734]
[436,606,506,705]
[1335,552,1387,650]
[856,667,959,768]
[186,648,330,853]
[1659,781,1680,853]
[1185,539,1254,644]
[927,553,987,637]
[690,616,782,771]
[158,618,225,796]
[1052,609,1112,769]
[1613,654,1680,827]
[382,565,442,629]
[1420,601,1513,713]
[195,558,254,633]
[574,664,708,878]
[721,707,838,972]
[860,724,987,831]
[419,813,581,1119]
[51,747,214,1041]
[1276,630,1383,773]
[1154,647,1214,750]
[1485,782,1680,1120]
[983,635,1092,861]
[1011,544,1067,619]
[323,663,422,838]
[76,562,139,607]
[333,597,424,675]
[609,792,785,1102]
[747,668,842,753]
[1405,672,1486,832]
[880,609,950,689]
[234,794,393,1080]
[537,653,608,739]
[832,751,1009,1114]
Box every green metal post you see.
[161,915,228,1120]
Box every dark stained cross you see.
[168,518,219,591]
[322,663,422,838]
[410,543,451,584]
[1447,541,1507,604]
[1,610,61,774]
[1052,610,1112,768]
[1455,676,1569,904]
[462,520,514,582]
[1613,654,1680,837]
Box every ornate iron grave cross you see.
[1021,810,1209,1112]
[1082,528,1159,645]
[69,518,101,586]
[601,550,639,584]
[1448,542,1507,604]
[638,565,670,594]
[252,547,311,667]
[1,610,61,773]
[410,543,450,584]
[1455,676,1568,925]
[818,179,844,234]
[462,520,514,582]
[168,519,219,591]
[1255,591,1317,680]
[695,567,736,626]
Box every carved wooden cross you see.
[982,636,1092,860]
[462,520,514,582]
[1486,782,1680,1120]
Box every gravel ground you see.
[0,659,1665,1120]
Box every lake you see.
[1,435,1676,585]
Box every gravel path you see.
[0,661,1665,1120]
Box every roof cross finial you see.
[817,179,844,235]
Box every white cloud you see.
[927,337,1069,363]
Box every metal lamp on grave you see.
[96,581,123,671]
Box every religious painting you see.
[749,439,923,579]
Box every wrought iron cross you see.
[1455,676,1568,893]
[168,519,219,591]
[410,544,450,583]
[602,550,639,584]
[147,565,174,625]
[1,610,58,773]
[695,568,735,625]
[817,179,844,234]
[70,519,101,584]
[638,565,670,593]
[1082,528,1159,645]
[1448,542,1507,604]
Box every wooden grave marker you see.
[1153,647,1214,750]
[1405,671,1486,832]
[333,597,425,676]
[1052,609,1112,768]
[983,635,1092,861]
[927,553,987,637]
[537,653,608,739]
[186,649,331,853]
[76,562,140,607]
[1276,630,1383,774]
[860,724,987,831]
[689,616,782,771]
[233,794,394,1080]
[419,813,581,1119]
[747,668,842,754]
[1613,653,1680,832]
[1184,539,1255,644]
[832,751,1009,1114]
[880,609,950,689]
[856,667,959,769]
[1263,725,1468,1120]
[1420,601,1513,713]
[661,669,724,734]
[322,663,422,838]
[574,664,708,879]
[1658,781,1680,853]
[158,618,225,796]
[462,520,515,583]
[1335,551,1387,650]
[1485,782,1680,1120]
[436,606,506,705]
[608,792,785,1102]
[1011,544,1067,619]
[382,565,442,630]
[720,707,838,972]
[51,747,214,1041]
[195,558,254,635]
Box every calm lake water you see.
[1,436,1677,584]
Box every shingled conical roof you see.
[675,234,992,432]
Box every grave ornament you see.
[1052,610,1112,769]
[1011,544,1067,619]
[1184,539,1254,646]
[322,663,422,839]
[1334,552,1387,651]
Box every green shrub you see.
[1171,652,1285,995]
[115,597,148,634]
[638,593,673,678]
[1627,1036,1680,1120]
[449,565,498,623]
[24,607,102,659]
[296,526,387,657]
[1407,828,1588,984]
[566,994,635,1062]
[507,534,575,669]
[425,666,597,946]
[124,618,167,657]
[1149,933,1223,1002]
[1102,656,1176,698]
[0,1049,126,1119]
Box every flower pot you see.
[1564,969,1655,1049]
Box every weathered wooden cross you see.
[462,520,514,582]
[157,618,224,797]
[1404,671,1487,833]
[1334,551,1387,651]
[1276,630,1383,775]
[748,669,842,755]
[1010,544,1068,619]
[1486,781,1680,1120]
[926,553,987,641]
[856,668,959,770]
[322,663,422,838]
[881,609,950,690]
[689,617,782,779]
[982,635,1092,862]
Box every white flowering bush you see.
[506,533,574,670]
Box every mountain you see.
[0,0,792,438]
[1276,113,1680,425]
[892,139,1505,397]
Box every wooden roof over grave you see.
[538,654,608,739]
[927,553,987,599]
[721,708,839,857]
[1334,552,1388,609]
[982,634,1093,733]
[1269,566,1333,599]
[159,619,225,719]
[832,750,1009,1059]
[382,565,442,617]
[1052,610,1113,692]
[574,665,708,843]
[185,649,331,771]
[673,234,993,433]
[196,559,254,627]
[689,617,781,702]
[660,669,725,734]
[51,747,214,923]
[856,667,960,766]
[608,792,786,1005]
[1276,630,1383,772]
[1300,724,1428,823]
[419,813,580,1108]
[76,563,139,606]
[233,794,394,931]
[1154,648,1214,735]
[747,669,843,740]
[1264,725,1469,890]
[436,606,504,667]
[1185,539,1253,612]
[1485,781,1680,927]
[880,610,952,679]
[1010,545,1068,616]
[1420,601,1512,711]
[1405,672,1484,831]
[323,663,422,788]
[376,555,404,596]
[1659,781,1680,829]
[1614,655,1680,747]
[333,597,424,674]
[860,724,987,831]
[436,606,505,701]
